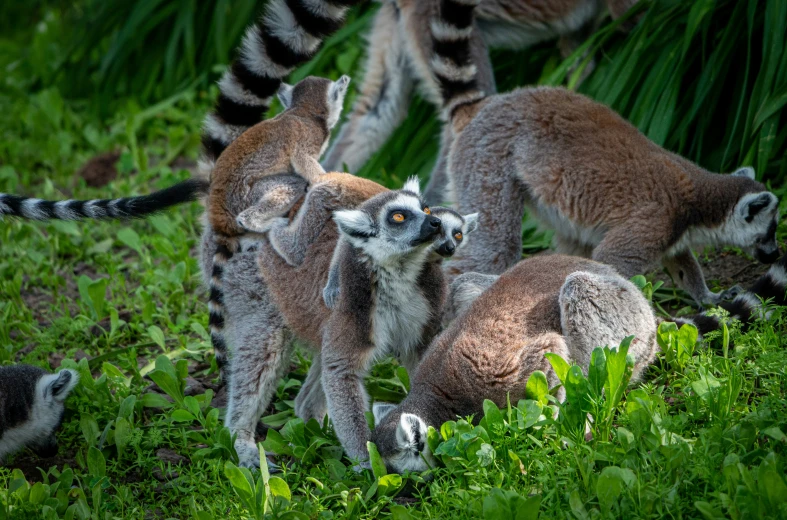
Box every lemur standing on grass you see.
[250,178,479,468]
[322,0,641,204]
[0,366,79,462]
[370,254,659,474]
[425,0,780,307]
[198,0,361,378]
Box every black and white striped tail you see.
[0,179,208,221]
[670,254,787,336]
[429,0,486,120]
[199,0,362,174]
[208,241,237,380]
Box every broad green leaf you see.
[80,413,99,447]
[525,371,549,404]
[87,446,106,477]
[588,348,607,398]
[367,441,387,479]
[377,474,403,497]
[544,353,570,383]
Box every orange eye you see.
[454,232,463,241]
[392,213,405,222]
[423,207,431,215]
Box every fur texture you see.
[0,366,79,462]
[0,179,208,221]
[254,178,450,466]
[370,254,658,473]
[322,0,640,204]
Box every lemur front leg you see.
[291,153,327,184]
[235,175,308,234]
[321,329,374,468]
[268,183,341,267]
[662,250,742,308]
[322,0,414,172]
[322,238,345,308]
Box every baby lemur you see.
[370,254,659,474]
[0,366,79,462]
[199,0,359,378]
[426,0,780,307]
[249,178,479,467]
[323,0,640,204]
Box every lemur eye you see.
[454,232,463,241]
[392,213,405,222]
[423,207,431,215]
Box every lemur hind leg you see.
[222,251,295,469]
[235,175,308,234]
[268,182,342,267]
[294,353,328,423]
[591,214,667,280]
[322,1,414,173]
[559,269,658,383]
[663,250,742,308]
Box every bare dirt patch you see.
[76,151,121,188]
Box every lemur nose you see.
[427,216,441,229]
[445,244,455,254]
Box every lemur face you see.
[333,178,443,261]
[371,403,435,474]
[728,190,781,264]
[430,208,479,257]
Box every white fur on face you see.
[0,370,79,461]
[384,413,434,474]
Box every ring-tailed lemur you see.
[0,179,207,222]
[425,0,780,306]
[320,206,479,308]
[671,251,787,337]
[322,0,640,204]
[199,0,361,378]
[0,366,79,462]
[202,171,388,469]
[370,254,658,474]
[244,178,462,467]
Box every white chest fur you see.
[370,257,431,362]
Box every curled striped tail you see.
[429,0,486,123]
[208,241,238,380]
[199,0,362,175]
[668,254,787,337]
[0,179,208,221]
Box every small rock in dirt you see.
[184,377,205,397]
[156,448,188,466]
[212,385,228,409]
[49,352,65,369]
[77,151,121,188]
[74,350,91,362]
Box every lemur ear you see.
[396,413,428,450]
[334,209,376,238]
[741,192,777,222]
[732,166,756,180]
[463,213,479,234]
[403,176,421,196]
[277,82,294,109]
[330,75,351,102]
[372,402,397,424]
[43,370,80,402]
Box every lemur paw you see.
[322,285,340,308]
[700,285,744,307]
[235,440,282,472]
[719,285,744,301]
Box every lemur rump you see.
[427,0,780,306]
[323,0,640,203]
[370,254,658,474]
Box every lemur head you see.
[277,75,351,129]
[371,402,436,474]
[333,178,443,262]
[0,367,79,460]
[429,208,479,258]
[725,167,780,264]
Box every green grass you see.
[2,0,787,518]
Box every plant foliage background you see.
[1,0,786,518]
